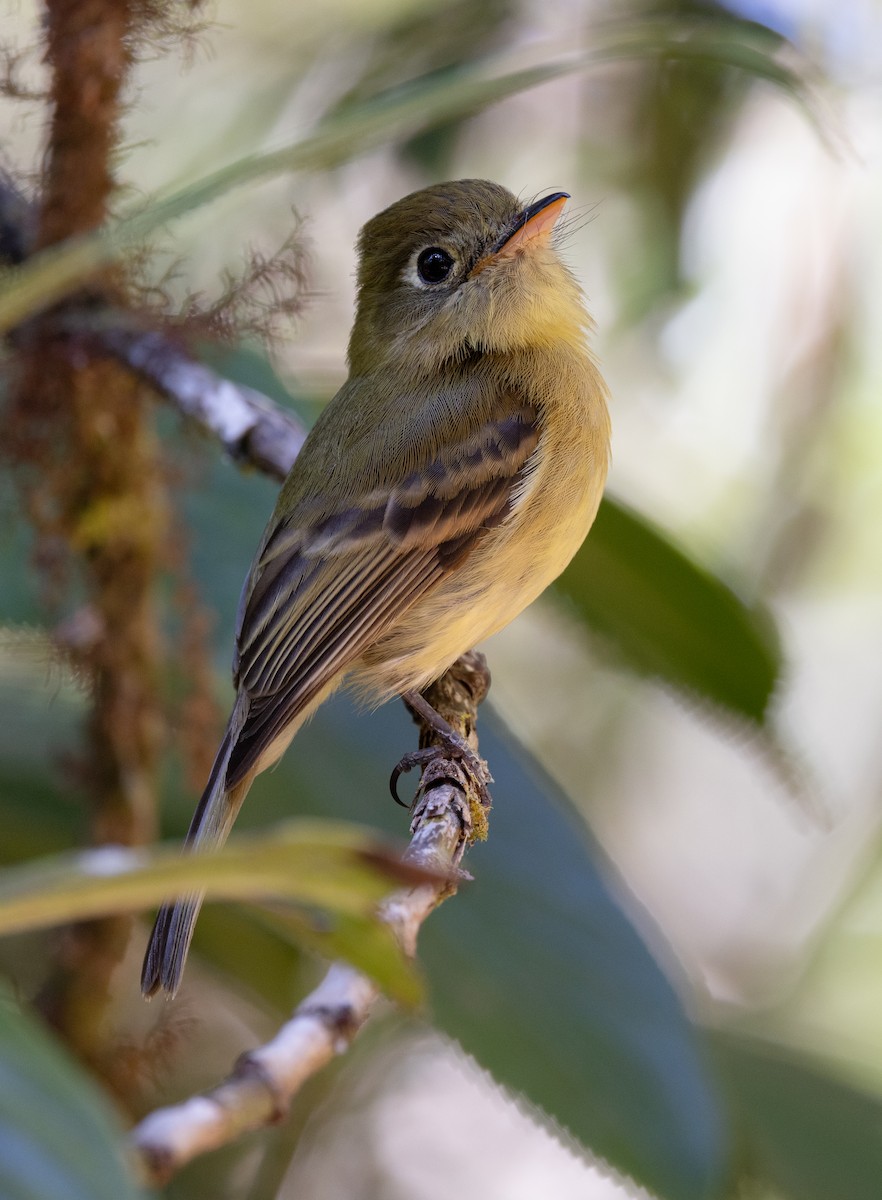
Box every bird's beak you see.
[469,191,569,277]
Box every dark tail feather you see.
[141,730,248,998]
[141,894,203,998]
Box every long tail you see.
[141,727,251,999]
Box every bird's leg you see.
[390,651,493,820]
[391,691,492,809]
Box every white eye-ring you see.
[404,246,456,288]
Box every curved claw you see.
[389,748,435,808]
[389,740,493,811]
[389,762,413,809]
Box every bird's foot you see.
[390,689,492,810]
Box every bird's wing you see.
[224,399,539,787]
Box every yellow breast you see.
[356,344,610,701]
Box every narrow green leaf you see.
[557,496,781,723]
[0,820,409,931]
[714,1031,882,1200]
[0,59,572,334]
[0,993,147,1200]
[0,821,422,1006]
[0,19,817,334]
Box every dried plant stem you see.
[12,0,167,1092]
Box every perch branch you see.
[131,652,489,1185]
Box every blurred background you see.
[2,0,882,1197]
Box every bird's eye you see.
[416,247,455,284]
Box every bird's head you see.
[348,179,586,376]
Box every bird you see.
[142,178,611,997]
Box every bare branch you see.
[96,324,306,480]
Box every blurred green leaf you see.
[0,58,577,334]
[0,526,45,628]
[0,17,817,334]
[255,697,729,1200]
[420,716,728,1200]
[557,496,781,723]
[0,633,87,861]
[195,341,312,421]
[0,820,399,930]
[714,1031,882,1200]
[0,821,422,1006]
[0,992,147,1200]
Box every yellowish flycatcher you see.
[142,179,611,997]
